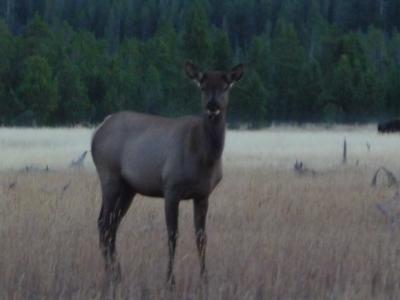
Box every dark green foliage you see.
[55,58,90,124]
[213,29,233,70]
[229,69,269,128]
[1,1,400,126]
[182,0,212,66]
[0,19,15,124]
[16,55,58,125]
[270,19,307,122]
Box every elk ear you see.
[227,64,244,87]
[185,60,203,86]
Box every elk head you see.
[185,61,244,120]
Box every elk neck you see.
[200,112,226,163]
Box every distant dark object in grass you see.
[293,160,317,176]
[378,119,400,133]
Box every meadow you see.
[1,126,400,299]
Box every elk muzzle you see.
[206,100,221,118]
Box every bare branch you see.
[294,160,317,176]
[371,167,399,188]
[69,151,88,169]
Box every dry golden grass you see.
[1,127,400,299]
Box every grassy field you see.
[1,126,400,299]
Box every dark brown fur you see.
[91,61,244,286]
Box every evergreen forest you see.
[1,0,400,126]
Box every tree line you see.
[0,0,400,126]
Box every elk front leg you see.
[164,195,180,288]
[193,197,209,278]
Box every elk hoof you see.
[197,275,209,299]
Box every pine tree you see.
[114,38,142,112]
[182,0,212,66]
[248,35,272,83]
[213,29,232,70]
[385,30,400,116]
[56,58,90,124]
[271,19,306,121]
[105,4,121,54]
[24,14,54,60]
[17,55,58,124]
[230,69,268,127]
[141,65,163,114]
[0,19,14,123]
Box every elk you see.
[91,61,244,286]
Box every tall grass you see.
[0,127,399,299]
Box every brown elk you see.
[91,61,244,286]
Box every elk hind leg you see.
[98,177,135,281]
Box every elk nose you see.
[206,98,219,110]
[206,100,221,116]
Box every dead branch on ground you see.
[294,160,317,176]
[371,167,398,188]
